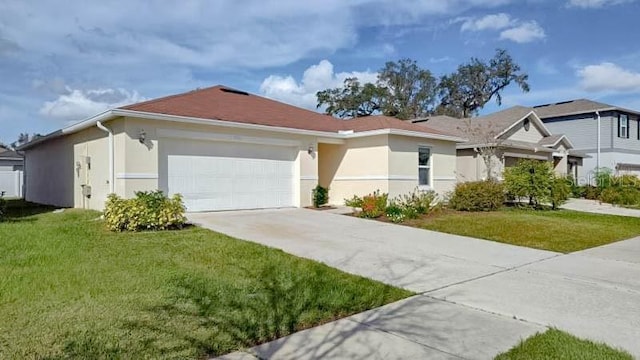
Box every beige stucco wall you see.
[120,117,318,208]
[318,135,389,204]
[25,135,75,207]
[319,134,458,204]
[387,135,457,197]
[25,119,125,210]
[26,115,460,210]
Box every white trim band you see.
[433,176,457,181]
[333,175,417,181]
[116,173,159,179]
[300,176,319,181]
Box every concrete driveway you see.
[189,209,640,359]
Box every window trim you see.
[418,146,432,189]
[619,113,629,139]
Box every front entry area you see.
[160,138,296,212]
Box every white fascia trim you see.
[300,176,319,181]
[116,173,159,179]
[156,129,302,147]
[346,128,466,142]
[22,108,465,150]
[542,135,575,150]
[333,175,417,181]
[116,109,336,138]
[496,111,552,139]
[433,176,457,181]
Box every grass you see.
[0,201,411,359]
[404,207,640,253]
[495,329,633,360]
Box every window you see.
[619,114,629,139]
[418,147,431,187]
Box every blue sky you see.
[1,0,640,145]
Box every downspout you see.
[96,121,114,194]
[595,111,601,171]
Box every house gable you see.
[501,116,548,143]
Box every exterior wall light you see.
[138,129,146,144]
[308,145,314,155]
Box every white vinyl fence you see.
[0,170,23,198]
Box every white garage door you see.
[163,139,296,212]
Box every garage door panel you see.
[164,140,295,212]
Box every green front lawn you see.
[0,202,411,359]
[406,208,640,253]
[496,329,633,360]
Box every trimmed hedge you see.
[449,180,505,211]
[104,190,186,232]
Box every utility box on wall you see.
[81,184,92,198]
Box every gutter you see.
[19,108,466,150]
[96,121,114,194]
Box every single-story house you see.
[0,145,24,198]
[411,106,587,181]
[20,86,463,211]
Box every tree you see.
[503,159,554,208]
[317,59,437,119]
[377,59,437,119]
[438,49,530,118]
[316,78,385,118]
[457,119,506,181]
[10,133,41,149]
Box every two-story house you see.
[535,99,640,180]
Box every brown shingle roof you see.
[347,115,453,136]
[533,99,640,118]
[121,85,456,137]
[411,106,535,137]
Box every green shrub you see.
[599,185,640,206]
[393,189,437,215]
[344,195,363,209]
[503,159,554,208]
[385,204,405,223]
[593,167,613,190]
[104,190,186,232]
[550,176,571,209]
[449,180,504,211]
[360,191,388,218]
[584,185,600,200]
[0,194,6,222]
[312,185,329,208]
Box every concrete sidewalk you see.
[561,198,640,217]
[190,209,640,359]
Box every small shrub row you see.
[104,190,187,232]
[449,180,504,211]
[345,189,437,222]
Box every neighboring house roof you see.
[412,106,552,140]
[20,85,464,150]
[412,106,576,152]
[0,148,22,160]
[533,99,640,118]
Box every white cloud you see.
[578,62,640,92]
[457,13,546,43]
[499,21,546,43]
[260,60,378,109]
[460,13,514,31]
[567,0,634,8]
[39,87,145,121]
